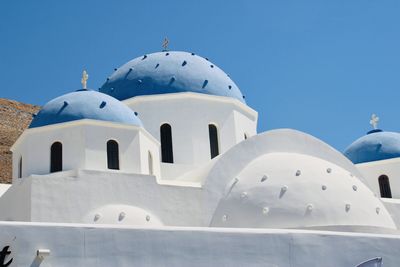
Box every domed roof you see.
[210,152,395,229]
[29,90,142,128]
[202,129,395,230]
[99,51,245,103]
[344,130,400,164]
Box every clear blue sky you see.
[1,1,400,151]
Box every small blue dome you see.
[344,130,400,164]
[99,51,245,103]
[30,90,142,128]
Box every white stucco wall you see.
[6,170,203,226]
[124,93,257,168]
[138,131,161,177]
[0,178,31,221]
[11,120,161,180]
[355,158,400,199]
[0,184,11,197]
[202,129,369,225]
[210,152,395,230]
[3,126,399,235]
[6,128,397,232]
[0,222,399,267]
[12,124,86,180]
[382,198,400,228]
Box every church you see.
[0,45,399,266]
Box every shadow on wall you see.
[30,256,43,267]
[356,257,382,267]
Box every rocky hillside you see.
[0,98,40,183]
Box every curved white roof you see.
[210,152,395,229]
[202,129,396,229]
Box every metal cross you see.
[162,37,169,51]
[81,70,89,89]
[370,114,379,129]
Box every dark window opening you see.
[107,140,120,170]
[160,123,174,163]
[209,124,219,159]
[244,133,248,140]
[50,142,62,173]
[148,151,153,175]
[18,157,22,178]
[379,175,392,198]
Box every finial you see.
[370,114,379,129]
[162,37,169,51]
[81,70,89,89]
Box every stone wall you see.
[0,98,39,183]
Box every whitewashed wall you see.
[4,129,396,232]
[138,131,161,177]
[0,178,31,221]
[356,158,400,199]
[12,123,85,179]
[382,198,400,228]
[124,93,257,168]
[11,120,160,181]
[26,171,204,225]
[0,222,399,267]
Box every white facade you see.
[3,128,399,232]
[124,92,257,174]
[11,119,161,181]
[0,49,400,266]
[0,222,399,267]
[355,158,400,199]
[211,152,395,229]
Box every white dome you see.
[210,152,396,229]
[83,204,163,226]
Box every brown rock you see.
[0,98,40,183]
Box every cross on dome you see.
[81,70,89,89]
[162,37,169,51]
[370,114,379,129]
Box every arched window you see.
[208,124,219,159]
[50,142,62,173]
[107,140,119,170]
[378,175,392,198]
[160,123,174,163]
[18,156,22,178]
[148,151,153,175]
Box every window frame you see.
[208,123,220,159]
[160,123,174,163]
[107,139,120,170]
[378,175,392,198]
[18,156,22,178]
[50,141,63,173]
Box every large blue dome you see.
[344,130,400,164]
[30,90,142,128]
[99,51,245,103]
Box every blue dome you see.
[29,90,142,128]
[344,130,400,164]
[99,51,245,103]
